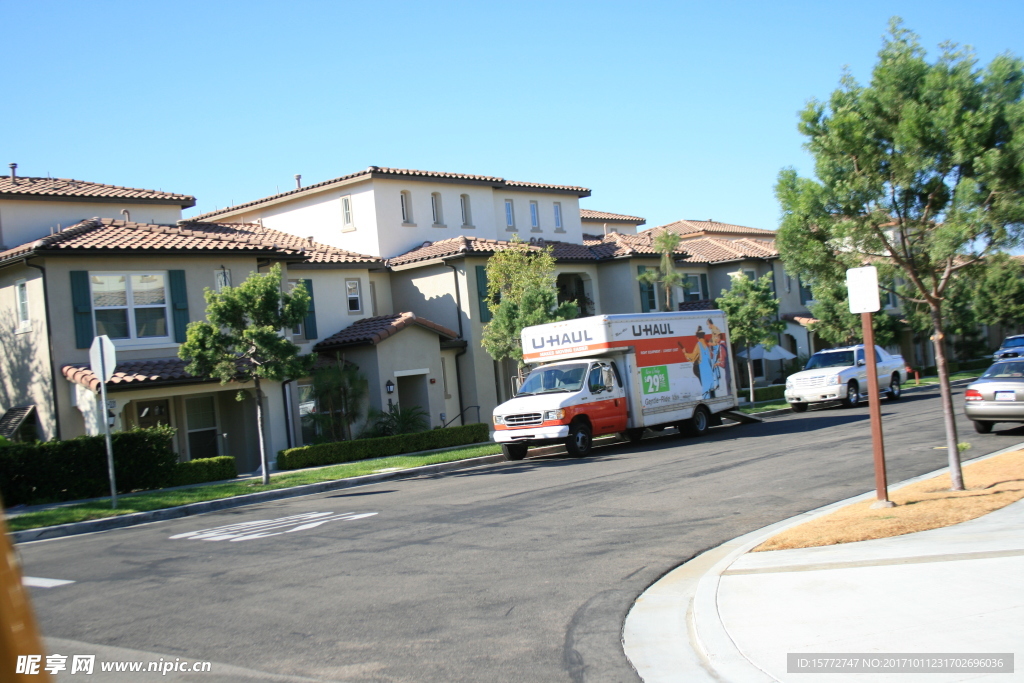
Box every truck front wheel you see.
[843,380,861,408]
[502,443,529,461]
[790,403,808,413]
[565,421,592,458]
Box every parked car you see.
[964,358,1024,433]
[784,345,906,412]
[993,334,1024,360]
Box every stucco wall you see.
[0,200,182,250]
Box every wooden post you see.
[862,312,894,508]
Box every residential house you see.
[580,209,645,236]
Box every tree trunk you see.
[746,343,756,404]
[254,375,270,485]
[929,303,964,491]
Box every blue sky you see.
[4,1,1022,232]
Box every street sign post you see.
[846,266,894,508]
[89,335,118,509]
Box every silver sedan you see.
[964,359,1024,433]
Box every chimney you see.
[294,174,302,189]
[9,163,17,183]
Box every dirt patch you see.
[753,449,1024,552]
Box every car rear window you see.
[982,362,1024,378]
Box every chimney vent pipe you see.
[9,163,17,182]
[294,174,302,189]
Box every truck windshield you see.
[517,363,589,395]
[805,350,855,370]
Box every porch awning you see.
[62,357,238,392]
[782,313,819,328]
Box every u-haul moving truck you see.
[492,311,740,460]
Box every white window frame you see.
[341,195,355,232]
[431,192,445,227]
[346,278,362,315]
[683,274,705,301]
[400,191,415,226]
[184,394,220,460]
[743,269,757,281]
[15,279,29,331]
[90,271,173,345]
[553,202,563,232]
[529,201,540,231]
[460,194,473,228]
[504,199,515,229]
[215,269,232,292]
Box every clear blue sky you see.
[4,1,1023,232]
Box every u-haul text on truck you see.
[492,311,742,460]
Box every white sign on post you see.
[847,266,881,314]
[89,335,118,509]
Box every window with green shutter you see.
[168,270,189,343]
[475,265,492,322]
[70,271,94,349]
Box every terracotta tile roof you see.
[61,357,249,392]
[677,299,718,311]
[385,235,595,267]
[580,209,646,224]
[677,237,778,263]
[0,218,381,266]
[314,312,458,350]
[652,219,775,238]
[582,231,677,259]
[0,175,195,207]
[783,314,819,327]
[192,166,591,221]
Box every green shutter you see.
[70,271,94,349]
[638,266,655,313]
[476,265,492,322]
[168,270,190,343]
[302,279,318,339]
[700,274,709,301]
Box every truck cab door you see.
[586,363,628,435]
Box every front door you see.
[136,400,170,430]
[185,396,219,460]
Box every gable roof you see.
[580,209,646,225]
[191,166,591,221]
[314,312,458,350]
[0,176,195,207]
[385,235,596,267]
[0,218,381,267]
[678,237,778,263]
[651,219,775,239]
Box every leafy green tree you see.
[308,362,367,442]
[716,272,786,403]
[974,254,1024,329]
[775,19,1024,489]
[637,231,687,311]
[481,239,578,370]
[805,280,902,347]
[179,264,314,484]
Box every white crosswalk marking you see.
[169,511,377,542]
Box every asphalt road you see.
[20,386,1024,683]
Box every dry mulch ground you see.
[754,449,1024,552]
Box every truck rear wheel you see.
[502,443,529,461]
[565,421,592,457]
[680,406,711,437]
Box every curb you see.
[11,453,508,544]
[622,438,1024,683]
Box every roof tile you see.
[314,312,458,350]
[0,176,195,206]
[652,219,775,238]
[580,209,646,224]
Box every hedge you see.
[278,422,490,470]
[752,385,787,402]
[172,456,237,487]
[0,427,240,507]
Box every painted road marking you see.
[23,577,75,588]
[168,511,377,542]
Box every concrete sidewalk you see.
[624,443,1024,682]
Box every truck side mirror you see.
[857,359,866,366]
[602,367,615,390]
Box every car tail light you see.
[964,389,984,401]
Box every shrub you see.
[278,422,490,470]
[753,385,787,402]
[172,456,237,487]
[0,426,177,507]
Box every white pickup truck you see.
[784,345,907,412]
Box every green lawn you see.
[7,443,502,532]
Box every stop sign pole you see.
[89,335,118,509]
[846,267,894,508]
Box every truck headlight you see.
[493,415,504,425]
[786,379,794,389]
[544,409,565,421]
[826,375,841,385]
